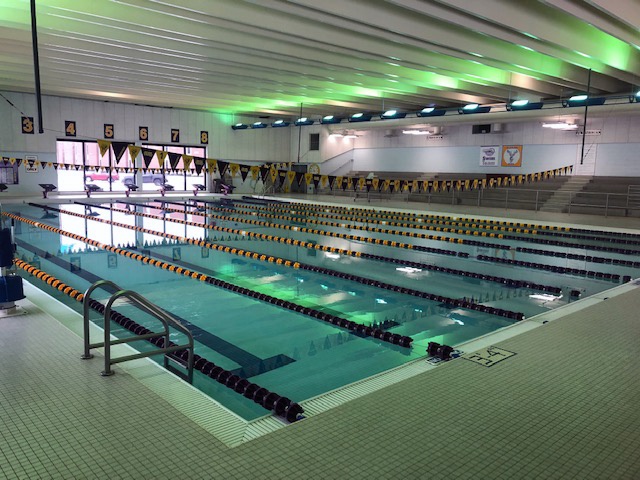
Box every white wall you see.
[0,91,293,194]
[348,114,640,176]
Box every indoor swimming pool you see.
[3,197,639,421]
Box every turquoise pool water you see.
[4,199,639,420]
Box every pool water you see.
[4,198,639,420]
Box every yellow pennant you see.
[358,177,366,188]
[250,166,261,180]
[230,163,240,176]
[206,158,217,173]
[270,167,278,181]
[372,178,380,190]
[182,155,193,170]
[97,140,111,157]
[128,145,141,161]
[287,170,296,184]
[321,175,329,188]
[305,172,313,185]
[156,150,167,169]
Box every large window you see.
[56,140,128,192]
[55,140,205,192]
[142,144,207,192]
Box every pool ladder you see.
[81,280,194,383]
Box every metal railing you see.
[313,186,640,217]
[82,280,194,382]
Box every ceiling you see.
[1,0,639,119]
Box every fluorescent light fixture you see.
[375,298,387,304]
[402,130,430,135]
[507,100,544,111]
[231,123,248,130]
[324,252,340,259]
[251,122,267,129]
[344,133,359,139]
[563,95,606,107]
[542,122,578,130]
[458,104,492,114]
[295,117,314,126]
[348,112,372,122]
[329,132,344,138]
[395,266,423,273]
[321,115,343,124]
[380,109,407,119]
[271,119,290,127]
[416,107,446,117]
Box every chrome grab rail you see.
[81,280,194,382]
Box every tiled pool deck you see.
[1,193,639,479]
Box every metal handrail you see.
[81,280,194,382]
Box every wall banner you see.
[480,145,500,166]
[502,145,523,167]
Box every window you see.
[56,140,125,192]
[309,133,320,151]
[0,163,18,184]
[141,143,207,191]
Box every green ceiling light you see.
[271,119,290,127]
[458,104,491,114]
[294,117,314,126]
[348,112,372,122]
[320,115,343,124]
[507,99,544,111]
[380,109,406,119]
[231,123,248,130]
[416,107,446,117]
[563,95,606,107]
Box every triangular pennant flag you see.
[358,177,366,190]
[260,166,270,182]
[372,178,380,191]
[305,172,313,185]
[365,178,373,192]
[270,167,278,182]
[240,165,251,182]
[313,174,321,189]
[155,150,167,169]
[229,163,240,177]
[193,157,205,175]
[341,177,349,191]
[168,152,181,171]
[382,179,390,192]
[206,158,217,174]
[412,180,419,193]
[388,180,396,194]
[182,155,193,171]
[97,140,111,157]
[287,170,296,185]
[141,148,156,169]
[295,172,305,186]
[250,165,261,180]
[128,145,141,162]
[433,180,439,193]
[112,142,130,165]
[335,176,343,189]
[215,159,227,176]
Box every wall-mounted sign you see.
[139,126,148,141]
[200,131,209,144]
[480,145,500,166]
[104,124,114,139]
[65,120,77,137]
[21,116,34,134]
[171,128,180,143]
[502,145,523,167]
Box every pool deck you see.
[1,194,639,479]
